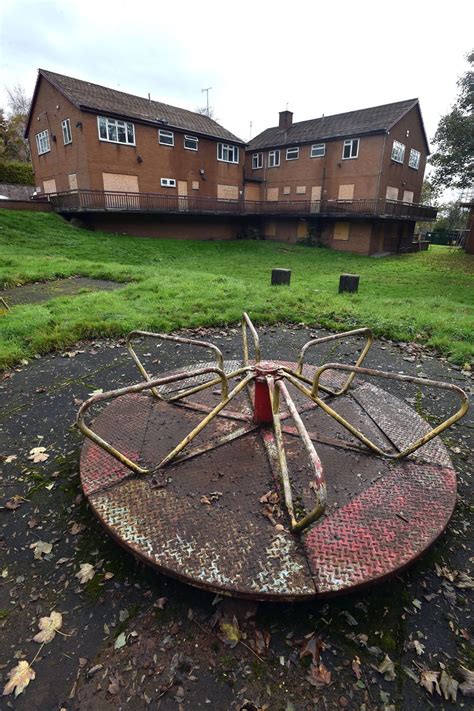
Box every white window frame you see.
[342,138,359,160]
[408,148,421,170]
[35,130,50,155]
[61,119,72,145]
[159,129,174,146]
[391,140,405,164]
[286,147,299,160]
[268,149,280,168]
[97,116,135,145]
[217,143,239,164]
[160,178,176,188]
[252,152,263,169]
[184,134,198,151]
[311,143,325,158]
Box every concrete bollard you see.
[271,268,291,286]
[339,274,360,293]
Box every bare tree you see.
[2,83,31,161]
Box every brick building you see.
[25,69,436,252]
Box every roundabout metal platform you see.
[77,316,468,600]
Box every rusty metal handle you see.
[126,330,225,399]
[296,328,373,396]
[76,366,229,475]
[241,312,261,365]
[311,363,469,459]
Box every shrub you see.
[0,159,35,186]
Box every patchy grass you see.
[0,210,473,368]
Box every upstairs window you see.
[61,119,72,145]
[311,143,325,158]
[184,135,198,151]
[268,149,280,168]
[161,178,176,187]
[342,138,359,159]
[35,130,50,155]
[286,147,299,160]
[408,148,421,169]
[98,116,135,145]
[252,152,263,169]
[217,143,239,163]
[391,140,405,163]
[159,129,174,146]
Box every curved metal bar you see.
[76,366,229,475]
[296,327,373,396]
[241,312,261,365]
[278,380,327,530]
[310,363,469,459]
[126,330,225,399]
[0,296,10,312]
[167,366,252,403]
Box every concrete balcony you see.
[49,190,438,222]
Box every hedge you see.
[0,160,35,186]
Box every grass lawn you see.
[0,210,473,368]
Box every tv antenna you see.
[201,87,212,116]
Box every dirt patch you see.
[0,277,126,307]
[0,327,472,710]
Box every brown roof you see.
[248,99,429,151]
[26,69,244,144]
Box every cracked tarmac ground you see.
[0,326,472,711]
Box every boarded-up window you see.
[244,184,260,201]
[296,185,307,195]
[68,174,78,190]
[43,179,57,194]
[402,190,414,203]
[297,221,308,239]
[283,186,291,195]
[386,186,399,201]
[311,186,322,201]
[217,184,239,200]
[192,181,199,190]
[334,222,350,241]
[338,184,354,200]
[265,221,276,236]
[266,187,279,201]
[102,173,139,192]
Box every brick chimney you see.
[279,110,293,130]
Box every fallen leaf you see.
[69,522,86,535]
[219,616,241,648]
[33,611,63,644]
[459,666,474,696]
[300,633,324,665]
[30,540,53,560]
[352,656,362,679]
[157,597,167,609]
[103,572,114,580]
[4,455,17,464]
[108,673,121,695]
[307,661,332,688]
[28,447,49,463]
[88,389,103,396]
[378,654,396,681]
[76,563,95,583]
[2,660,35,697]
[439,669,458,701]
[249,628,271,657]
[454,572,474,589]
[4,495,28,510]
[114,632,126,650]
[410,639,425,656]
[420,669,441,696]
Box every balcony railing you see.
[49,190,437,221]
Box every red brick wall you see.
[0,200,52,212]
[79,213,240,240]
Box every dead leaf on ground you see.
[69,522,86,535]
[4,495,28,510]
[108,673,121,695]
[306,661,332,688]
[218,616,241,648]
[2,660,35,697]
[4,455,17,464]
[30,540,53,560]
[28,447,49,463]
[378,654,396,681]
[33,611,63,644]
[249,628,271,657]
[76,563,95,584]
[299,632,324,665]
[420,669,441,696]
[459,666,474,696]
[439,669,458,702]
[352,656,362,679]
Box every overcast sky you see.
[0,0,472,151]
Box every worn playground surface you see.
[0,326,472,710]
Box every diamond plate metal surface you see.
[80,360,458,600]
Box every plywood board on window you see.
[265,221,276,236]
[311,186,322,201]
[296,185,307,195]
[43,179,57,194]
[334,222,350,241]
[266,187,279,201]
[297,220,308,239]
[68,174,78,190]
[217,184,239,200]
[386,185,399,201]
[102,173,139,193]
[283,186,291,195]
[402,190,414,203]
[244,184,260,201]
[338,184,354,200]
[192,181,199,191]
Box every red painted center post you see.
[253,361,279,424]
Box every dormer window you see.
[98,116,135,145]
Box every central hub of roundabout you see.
[77,314,468,600]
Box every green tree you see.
[0,84,31,162]
[430,50,473,191]
[433,201,468,232]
